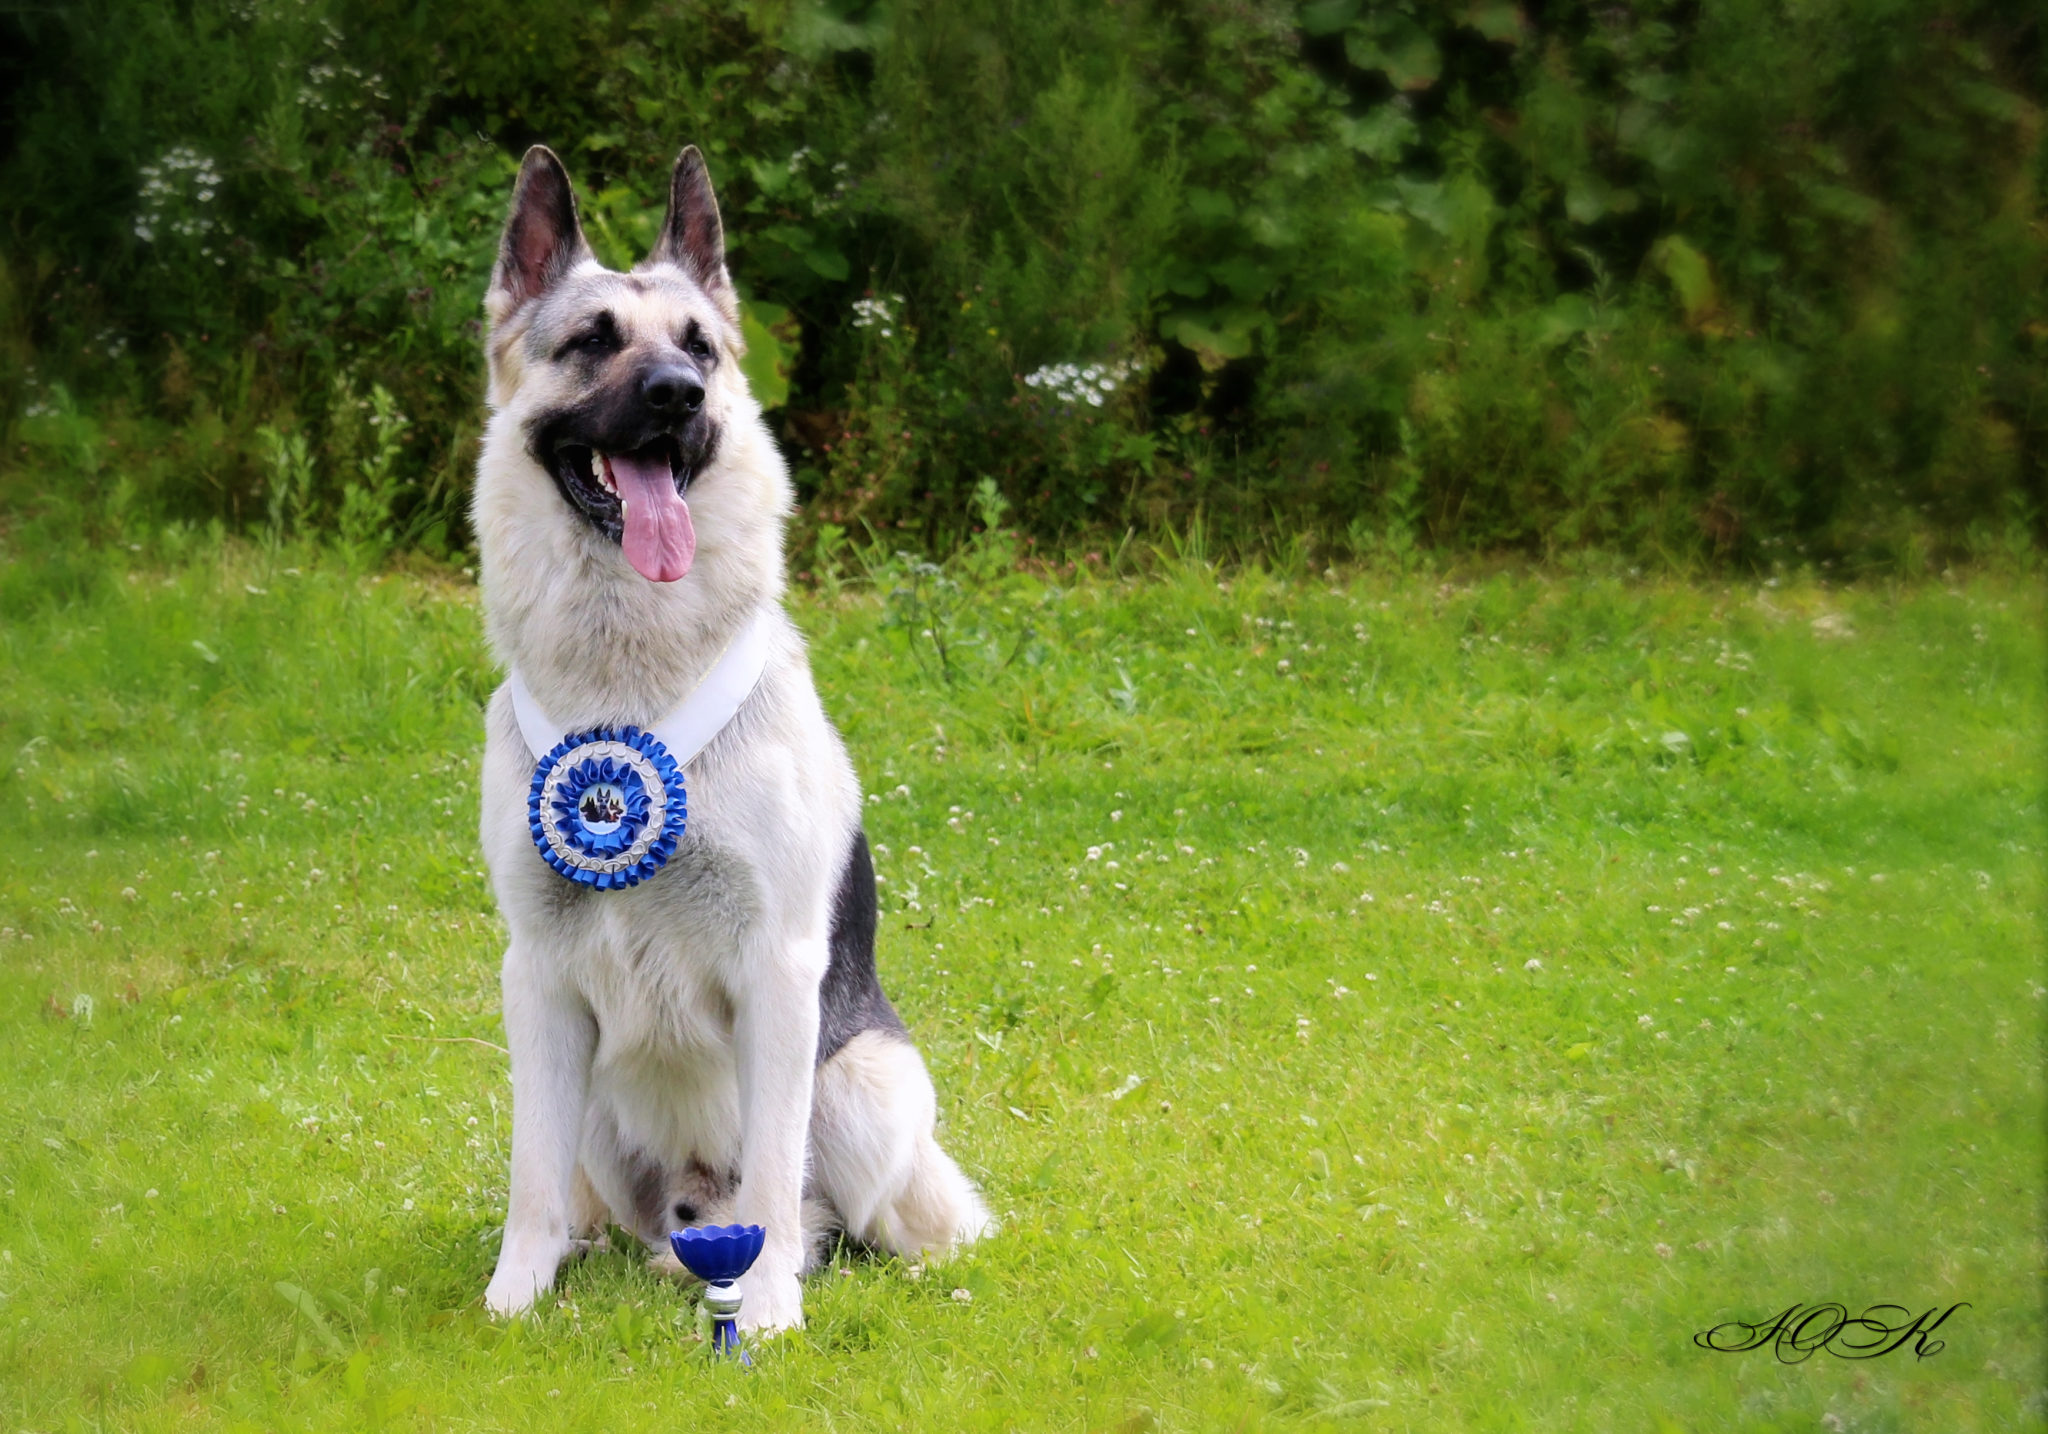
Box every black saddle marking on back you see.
[815,827,908,1064]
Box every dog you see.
[471,144,990,1331]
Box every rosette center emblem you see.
[527,726,686,889]
[579,783,627,831]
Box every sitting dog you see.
[473,144,990,1331]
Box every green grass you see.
[1,539,2041,1431]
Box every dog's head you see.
[483,145,746,584]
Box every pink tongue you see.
[609,452,695,583]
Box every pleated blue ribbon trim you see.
[526,726,686,889]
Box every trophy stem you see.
[702,1279,750,1366]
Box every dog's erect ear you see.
[489,146,591,320]
[643,146,735,319]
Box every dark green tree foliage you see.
[0,0,2039,566]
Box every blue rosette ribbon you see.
[526,726,687,889]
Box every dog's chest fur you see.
[544,841,749,1039]
[557,880,749,1166]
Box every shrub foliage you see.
[1,0,2041,567]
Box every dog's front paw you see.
[735,1266,804,1334]
[484,1235,567,1318]
[484,1266,550,1318]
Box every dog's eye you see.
[578,332,613,354]
[685,335,713,361]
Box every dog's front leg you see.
[484,943,596,1317]
[729,934,827,1333]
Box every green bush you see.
[0,0,2040,569]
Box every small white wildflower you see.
[851,295,900,331]
[1021,357,1140,406]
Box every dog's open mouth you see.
[555,437,696,583]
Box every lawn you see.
[0,538,2040,1431]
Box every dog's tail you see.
[809,1031,995,1258]
[876,1132,995,1256]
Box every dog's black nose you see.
[641,364,705,414]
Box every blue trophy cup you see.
[669,1224,766,1363]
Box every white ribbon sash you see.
[508,610,775,766]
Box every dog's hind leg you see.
[809,1031,993,1259]
[566,1165,611,1252]
[569,1164,608,1235]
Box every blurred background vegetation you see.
[0,0,2040,573]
